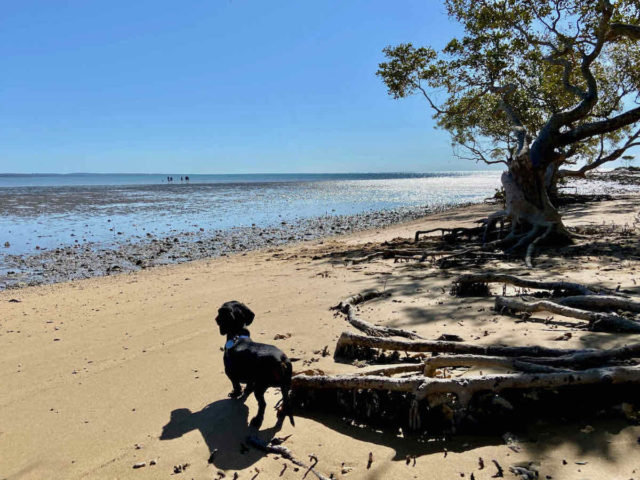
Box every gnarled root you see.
[414,226,484,244]
[482,210,508,243]
[292,366,640,408]
[414,365,640,404]
[333,290,388,311]
[422,354,572,376]
[333,293,424,339]
[495,296,640,333]
[334,331,590,360]
[518,342,640,369]
[557,295,640,313]
[452,273,602,296]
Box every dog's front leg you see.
[228,379,243,398]
[240,383,254,402]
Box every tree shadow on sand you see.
[160,398,281,471]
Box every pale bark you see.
[360,364,425,377]
[292,366,640,407]
[518,342,640,369]
[558,295,640,313]
[422,354,571,376]
[414,366,640,404]
[334,331,590,358]
[495,296,640,333]
[333,293,423,340]
[339,304,425,340]
[454,273,599,295]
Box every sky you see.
[0,1,634,174]
[0,0,476,174]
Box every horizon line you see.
[0,169,503,176]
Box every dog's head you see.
[215,301,255,336]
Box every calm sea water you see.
[0,172,502,256]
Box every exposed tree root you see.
[333,292,424,339]
[453,273,602,295]
[360,364,425,377]
[333,290,388,310]
[508,224,542,254]
[414,366,640,404]
[414,226,484,243]
[334,331,590,360]
[314,218,640,435]
[482,210,508,243]
[293,373,421,393]
[292,366,640,407]
[525,224,553,268]
[518,342,640,369]
[495,296,640,333]
[349,252,385,265]
[422,354,572,376]
[339,304,425,340]
[557,295,640,313]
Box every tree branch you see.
[559,127,640,177]
[556,106,640,146]
[531,2,613,165]
[490,84,527,153]
[607,23,640,41]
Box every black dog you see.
[215,301,294,428]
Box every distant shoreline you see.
[0,171,501,188]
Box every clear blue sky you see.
[1,0,483,174]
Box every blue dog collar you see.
[225,335,250,350]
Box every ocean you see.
[0,172,502,256]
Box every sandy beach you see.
[2,196,640,480]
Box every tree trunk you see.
[501,152,572,247]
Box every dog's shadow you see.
[160,399,280,471]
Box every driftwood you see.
[334,331,591,359]
[246,436,330,480]
[453,273,603,295]
[495,296,640,333]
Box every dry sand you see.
[1,197,640,479]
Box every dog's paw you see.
[249,415,264,428]
[228,390,242,399]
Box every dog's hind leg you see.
[278,384,295,427]
[249,385,267,428]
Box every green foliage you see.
[377,0,640,169]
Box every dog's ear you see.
[233,302,255,326]
[216,304,234,334]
